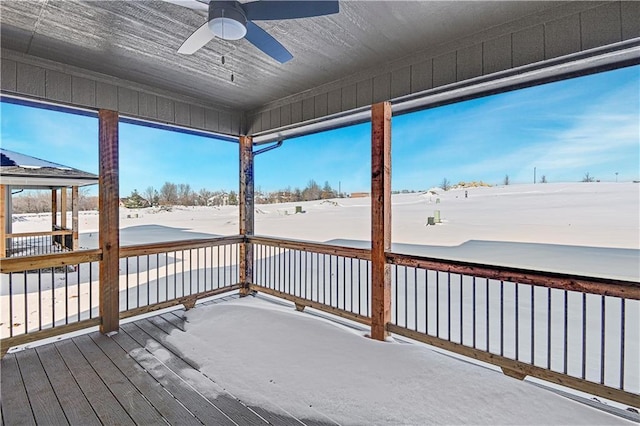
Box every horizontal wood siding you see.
[246,2,633,135]
[1,59,17,92]
[621,1,640,39]
[1,50,242,137]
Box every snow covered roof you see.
[0,148,98,189]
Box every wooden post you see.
[51,189,57,229]
[0,184,6,258]
[72,186,79,250]
[239,135,254,296]
[60,187,67,229]
[99,109,120,334]
[371,101,392,341]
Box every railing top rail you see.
[387,251,640,300]
[248,235,371,261]
[119,234,244,258]
[0,249,103,273]
[6,230,73,238]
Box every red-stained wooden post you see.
[98,109,120,334]
[371,101,392,341]
[239,135,254,296]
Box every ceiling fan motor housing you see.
[208,1,247,40]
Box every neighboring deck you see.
[0,295,330,426]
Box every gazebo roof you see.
[0,148,99,189]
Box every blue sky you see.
[1,65,638,196]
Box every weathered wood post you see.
[60,187,67,229]
[51,189,57,229]
[371,101,392,341]
[72,186,79,250]
[98,109,120,334]
[239,135,254,296]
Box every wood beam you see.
[72,186,79,250]
[51,189,57,229]
[60,187,67,229]
[239,135,254,296]
[370,101,392,341]
[99,109,120,334]
[0,185,6,258]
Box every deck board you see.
[160,311,186,331]
[14,349,68,425]
[54,339,135,425]
[115,323,238,425]
[123,320,267,426]
[89,332,202,426]
[0,355,36,425]
[73,334,167,425]
[35,344,101,425]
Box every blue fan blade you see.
[245,21,293,63]
[244,1,339,21]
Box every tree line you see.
[11,189,98,214]
[123,179,341,208]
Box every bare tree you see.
[159,182,178,205]
[582,172,595,182]
[441,178,451,191]
[143,186,157,206]
[177,183,193,205]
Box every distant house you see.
[208,192,229,206]
[350,192,370,198]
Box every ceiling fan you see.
[169,0,340,63]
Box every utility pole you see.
[339,181,341,197]
[534,167,536,184]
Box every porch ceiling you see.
[0,0,566,112]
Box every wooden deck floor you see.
[0,295,333,426]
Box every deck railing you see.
[0,236,242,354]
[5,229,74,257]
[119,236,242,318]
[0,250,102,348]
[249,236,372,325]
[1,234,638,407]
[386,252,639,407]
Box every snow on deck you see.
[167,296,634,425]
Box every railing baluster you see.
[620,298,625,390]
[547,288,552,370]
[582,292,587,379]
[404,266,408,328]
[485,278,489,352]
[600,295,606,385]
[563,289,568,375]
[447,272,451,341]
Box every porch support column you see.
[51,189,57,229]
[72,186,79,250]
[0,184,6,258]
[239,135,254,296]
[371,101,392,341]
[99,109,120,334]
[60,187,67,229]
